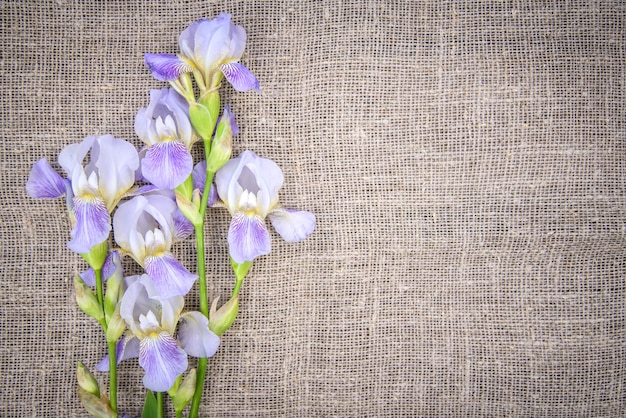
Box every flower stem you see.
[157,391,164,418]
[189,166,216,418]
[95,268,117,413]
[107,341,117,412]
[189,357,208,418]
[189,222,209,418]
[194,224,209,319]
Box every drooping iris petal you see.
[178,312,220,358]
[172,210,194,241]
[95,334,140,372]
[144,53,192,81]
[220,62,260,92]
[26,159,67,199]
[192,160,220,207]
[228,212,271,263]
[268,208,316,242]
[192,160,207,192]
[139,332,188,392]
[67,197,111,254]
[144,252,197,297]
[141,141,193,190]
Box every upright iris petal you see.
[145,13,259,92]
[213,151,316,263]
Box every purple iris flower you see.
[213,151,316,263]
[135,88,198,190]
[144,13,259,92]
[97,275,220,392]
[26,135,139,254]
[113,194,196,298]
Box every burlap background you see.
[2,0,624,416]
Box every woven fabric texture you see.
[2,1,624,416]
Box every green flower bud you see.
[174,173,194,202]
[209,295,239,336]
[206,107,236,173]
[103,271,123,320]
[174,188,203,227]
[189,102,216,141]
[74,276,104,322]
[81,240,108,270]
[76,362,100,397]
[172,369,197,413]
[105,307,126,343]
[78,387,116,418]
[198,90,220,125]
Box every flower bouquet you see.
[26,13,315,418]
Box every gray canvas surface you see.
[1,1,624,416]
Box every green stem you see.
[194,224,209,319]
[189,166,216,418]
[189,357,208,418]
[95,268,117,413]
[107,341,117,413]
[156,391,164,418]
[231,275,244,298]
[189,222,209,418]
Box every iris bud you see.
[206,107,236,173]
[78,387,116,418]
[175,188,203,227]
[199,90,220,126]
[172,369,197,413]
[105,307,126,343]
[74,276,104,322]
[76,362,100,397]
[189,102,215,141]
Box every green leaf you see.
[142,390,159,418]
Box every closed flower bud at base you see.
[173,369,197,413]
[78,387,116,418]
[77,362,100,397]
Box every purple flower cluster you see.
[26,13,315,402]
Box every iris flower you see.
[113,193,196,298]
[26,135,139,254]
[145,13,259,92]
[98,274,220,392]
[135,88,198,190]
[212,151,316,263]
